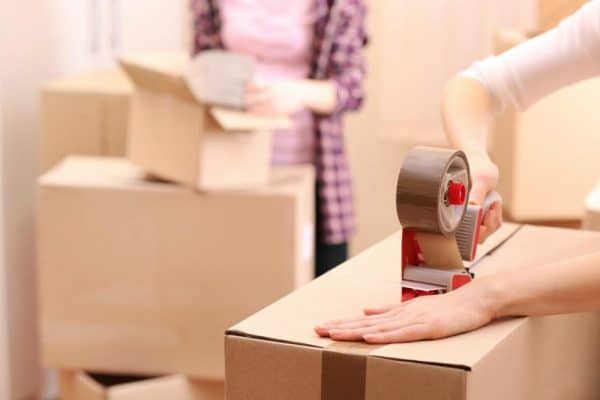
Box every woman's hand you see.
[245,79,338,116]
[467,151,502,243]
[315,279,498,344]
[245,80,306,117]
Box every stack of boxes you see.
[37,53,315,399]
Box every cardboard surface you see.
[38,156,314,379]
[226,224,600,399]
[59,370,224,400]
[41,69,132,172]
[491,29,600,221]
[121,52,291,190]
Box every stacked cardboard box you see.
[38,53,312,399]
[226,224,600,399]
[41,69,132,172]
[490,30,600,222]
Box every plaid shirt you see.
[191,0,368,244]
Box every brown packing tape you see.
[321,342,383,400]
[396,146,471,236]
[414,232,464,269]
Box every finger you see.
[484,209,500,233]
[315,326,332,337]
[478,225,489,244]
[318,307,402,328]
[363,303,403,315]
[468,182,488,205]
[363,324,431,344]
[245,91,273,106]
[329,317,418,341]
[245,81,268,93]
[315,313,399,334]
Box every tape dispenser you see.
[396,146,501,301]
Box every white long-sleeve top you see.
[460,0,600,112]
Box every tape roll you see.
[396,146,471,235]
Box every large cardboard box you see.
[226,224,600,399]
[490,29,600,221]
[37,156,314,379]
[41,69,132,172]
[59,370,224,400]
[120,53,291,191]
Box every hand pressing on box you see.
[245,79,338,117]
[315,279,496,343]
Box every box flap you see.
[229,225,600,369]
[109,375,192,400]
[43,69,133,95]
[209,108,293,131]
[119,52,195,102]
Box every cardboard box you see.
[226,224,600,399]
[538,0,588,31]
[490,29,600,221]
[120,52,291,191]
[41,69,132,172]
[59,370,224,400]
[37,156,314,379]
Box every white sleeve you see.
[459,0,600,112]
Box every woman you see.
[191,0,367,277]
[316,0,600,343]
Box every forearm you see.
[441,76,494,156]
[295,79,338,115]
[480,251,600,318]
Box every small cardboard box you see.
[41,69,132,172]
[490,29,600,221]
[120,52,291,191]
[59,370,224,400]
[37,156,314,379]
[226,224,600,399]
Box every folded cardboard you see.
[538,0,588,31]
[37,156,314,379]
[59,370,224,400]
[120,52,291,191]
[226,223,600,399]
[583,180,600,230]
[41,69,132,172]
[490,29,600,221]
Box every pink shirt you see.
[221,0,317,165]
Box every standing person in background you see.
[191,0,368,277]
[316,0,600,344]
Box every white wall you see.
[0,1,186,398]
